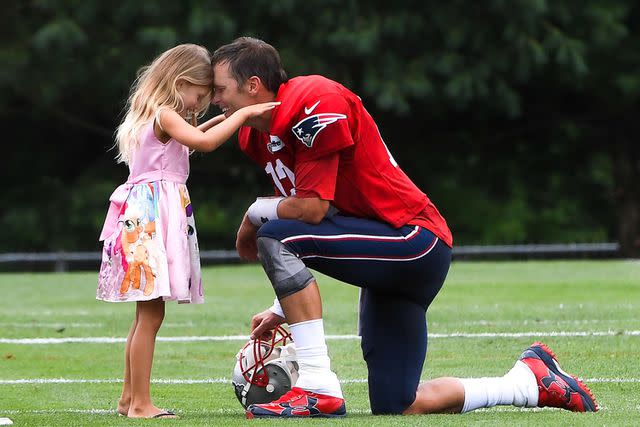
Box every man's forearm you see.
[277,196,329,224]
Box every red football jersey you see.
[238,75,453,247]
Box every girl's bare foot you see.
[127,404,177,418]
[117,398,130,416]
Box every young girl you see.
[96,43,278,419]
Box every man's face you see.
[212,61,254,117]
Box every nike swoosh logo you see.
[304,100,321,115]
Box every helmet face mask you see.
[232,326,299,408]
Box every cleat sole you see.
[246,412,346,419]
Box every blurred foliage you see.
[1,0,639,255]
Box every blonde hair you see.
[115,44,213,164]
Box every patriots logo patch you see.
[291,113,347,148]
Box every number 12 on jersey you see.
[265,159,296,196]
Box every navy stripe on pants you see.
[257,214,451,414]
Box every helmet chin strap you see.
[240,380,254,407]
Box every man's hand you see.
[236,214,259,261]
[250,309,285,340]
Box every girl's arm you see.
[197,113,226,132]
[159,102,279,152]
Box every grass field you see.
[1,260,639,426]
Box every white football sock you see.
[460,361,538,413]
[289,319,343,399]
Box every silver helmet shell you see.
[232,326,299,408]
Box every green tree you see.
[1,0,638,256]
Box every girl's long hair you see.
[115,44,213,164]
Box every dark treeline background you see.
[2,0,639,256]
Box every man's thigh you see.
[256,215,451,306]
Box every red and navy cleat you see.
[519,341,598,412]
[245,387,346,418]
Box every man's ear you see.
[246,76,262,95]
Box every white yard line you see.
[0,377,636,385]
[1,330,639,344]
[430,319,635,326]
[1,319,632,329]
[0,322,194,328]
[0,407,620,415]
[0,323,103,328]
[0,408,376,415]
[6,406,624,415]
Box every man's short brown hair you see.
[212,37,288,93]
